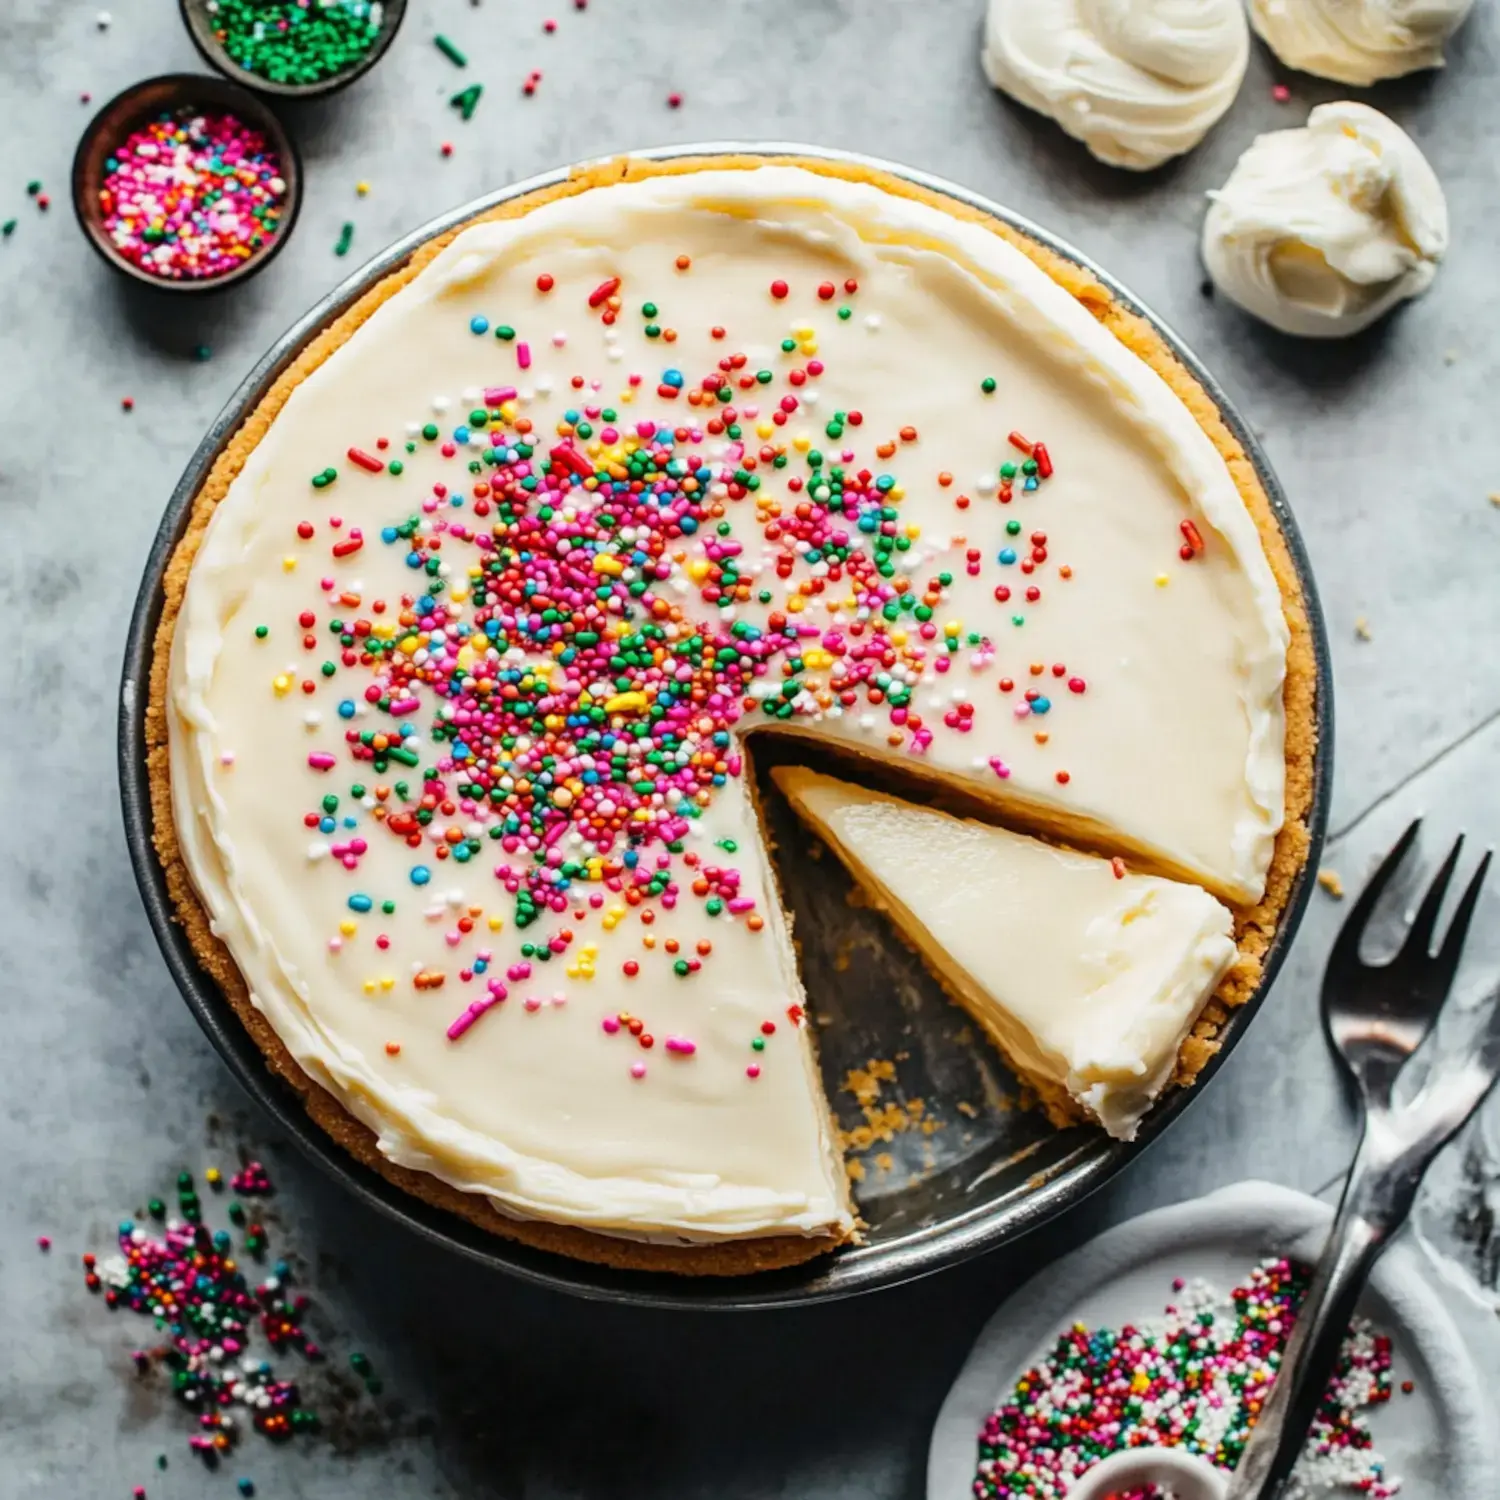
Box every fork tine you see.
[1325,818,1422,983]
[1423,848,1493,992]
[1393,834,1466,968]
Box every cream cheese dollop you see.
[982,0,1249,170]
[1202,102,1448,338]
[1249,0,1475,86]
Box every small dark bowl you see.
[72,73,302,294]
[180,0,407,99]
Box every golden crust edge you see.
[144,151,1317,1272]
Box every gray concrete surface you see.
[2,1,1499,1496]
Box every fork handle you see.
[1223,1128,1421,1500]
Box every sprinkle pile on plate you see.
[972,1258,1399,1499]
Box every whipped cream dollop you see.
[1202,102,1448,338]
[982,0,1249,170]
[1249,0,1474,86]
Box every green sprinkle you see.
[981,376,997,394]
[253,624,269,640]
[1,219,16,238]
[334,221,354,257]
[434,33,467,66]
[450,83,483,121]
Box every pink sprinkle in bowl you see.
[72,73,303,294]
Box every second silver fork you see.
[1226,820,1499,1499]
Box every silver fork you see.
[1225,820,1499,1500]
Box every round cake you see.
[147,153,1317,1275]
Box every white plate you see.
[927,1181,1496,1499]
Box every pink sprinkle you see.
[1272,83,1291,102]
[746,1064,761,1079]
[447,994,501,1040]
[630,1062,647,1079]
[523,996,542,1012]
[517,341,532,370]
[664,1036,697,1056]
[307,752,336,771]
[602,1016,620,1034]
[36,1236,50,1251]
[484,386,519,406]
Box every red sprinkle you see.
[770,279,789,299]
[1034,443,1053,478]
[587,276,619,307]
[1007,430,1034,455]
[347,447,383,473]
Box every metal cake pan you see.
[119,143,1333,1310]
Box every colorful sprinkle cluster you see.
[79,1164,348,1461]
[206,0,383,87]
[253,264,1200,1066]
[972,1259,1399,1499]
[99,110,286,280]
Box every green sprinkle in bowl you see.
[179,0,408,99]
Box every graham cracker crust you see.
[143,152,1318,1274]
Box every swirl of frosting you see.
[1202,102,1448,339]
[982,0,1249,171]
[1249,0,1475,86]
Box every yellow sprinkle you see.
[282,555,297,572]
[204,1167,221,1185]
[380,975,396,990]
[273,673,293,696]
[399,635,420,654]
[793,434,812,452]
[339,920,357,937]
[1317,869,1346,899]
[890,629,908,647]
[355,180,370,197]
[757,421,774,439]
[604,690,648,713]
[363,979,376,995]
[799,340,818,356]
[802,648,834,669]
[487,915,503,932]
[1155,573,1170,588]
[787,596,806,613]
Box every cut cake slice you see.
[773,767,1238,1140]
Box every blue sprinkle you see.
[1024,476,1038,491]
[1032,696,1052,715]
[410,866,432,886]
[343,816,357,829]
[319,817,336,834]
[348,894,373,913]
[237,1481,256,1498]
[454,425,470,443]
[998,548,1017,565]
[662,368,684,389]
[470,316,489,335]
[381,526,398,544]
[623,850,639,868]
[678,516,698,534]
[338,700,356,719]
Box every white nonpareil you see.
[981,0,1248,170]
[1202,102,1448,339]
[1249,0,1475,86]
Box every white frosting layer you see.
[982,0,1248,170]
[1249,0,1474,86]
[1203,102,1448,339]
[776,768,1237,1140]
[169,164,1287,1244]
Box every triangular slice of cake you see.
[773,767,1238,1140]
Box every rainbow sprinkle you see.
[972,1259,1399,1499]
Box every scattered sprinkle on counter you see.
[97,109,286,281]
[206,0,383,87]
[972,1260,1398,1499]
[1318,868,1346,899]
[78,1165,339,1459]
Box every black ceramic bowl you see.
[120,143,1333,1310]
[73,73,302,293]
[180,0,408,99]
